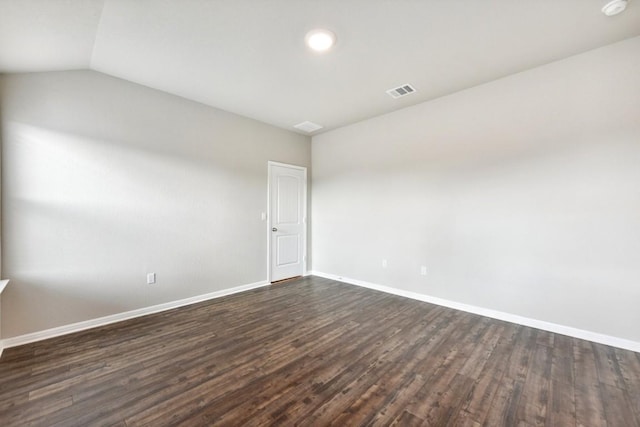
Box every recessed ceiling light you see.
[305,29,336,52]
[602,0,628,16]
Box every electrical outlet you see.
[147,273,156,284]
[382,259,388,268]
[420,266,427,276]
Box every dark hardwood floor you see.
[1,276,639,426]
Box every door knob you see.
[272,227,278,232]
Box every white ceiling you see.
[1,0,639,134]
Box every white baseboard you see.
[309,271,640,353]
[0,280,9,357]
[1,280,270,351]
[4,274,638,355]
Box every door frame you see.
[267,161,308,283]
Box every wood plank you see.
[600,383,640,426]
[483,377,525,427]
[614,348,640,422]
[515,344,552,425]
[573,338,608,427]
[546,336,576,427]
[390,410,424,426]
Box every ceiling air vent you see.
[293,121,323,133]
[386,84,417,99]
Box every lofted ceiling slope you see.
[1,0,639,134]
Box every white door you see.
[269,162,306,282]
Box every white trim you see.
[0,280,9,295]
[0,280,8,358]
[267,161,308,283]
[309,271,640,353]
[0,280,269,351]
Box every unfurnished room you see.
[0,0,639,425]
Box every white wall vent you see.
[386,84,417,99]
[293,121,323,133]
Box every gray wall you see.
[1,70,310,338]
[312,36,640,342]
